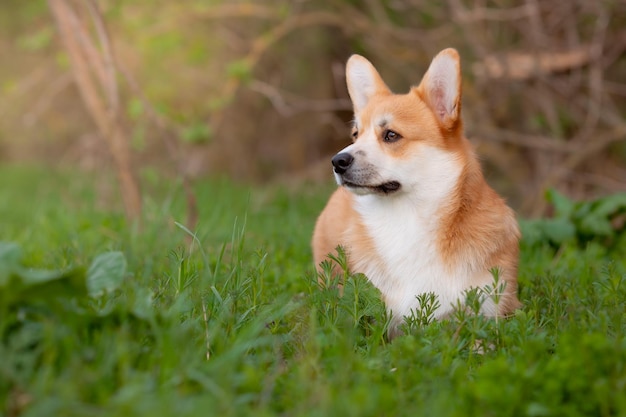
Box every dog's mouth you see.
[343,180,401,194]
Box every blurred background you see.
[1,0,625,218]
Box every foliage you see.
[1,0,624,210]
[1,166,626,416]
[521,189,626,247]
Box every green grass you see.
[1,165,625,417]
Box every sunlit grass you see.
[1,165,625,416]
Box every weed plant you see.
[1,166,625,416]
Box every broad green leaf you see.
[0,241,87,305]
[0,241,22,264]
[87,251,127,297]
[519,219,544,246]
[18,267,73,285]
[545,189,574,218]
[540,218,576,244]
[132,287,155,321]
[575,193,626,237]
[0,242,22,285]
[578,215,613,237]
[15,268,87,302]
[587,193,626,219]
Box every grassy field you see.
[1,165,625,417]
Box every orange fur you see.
[312,49,521,331]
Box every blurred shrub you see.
[0,0,624,214]
[521,189,626,247]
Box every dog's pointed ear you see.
[346,55,391,113]
[417,48,462,129]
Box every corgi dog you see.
[312,48,521,334]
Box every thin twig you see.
[248,79,352,117]
[454,4,535,22]
[48,0,141,220]
[85,0,119,113]
[572,6,609,142]
[23,73,73,126]
[192,4,282,20]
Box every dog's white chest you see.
[352,196,481,323]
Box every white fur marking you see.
[374,113,392,128]
[347,60,378,111]
[348,146,494,325]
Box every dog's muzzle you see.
[331,152,401,194]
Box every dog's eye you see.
[383,130,401,143]
[351,130,358,140]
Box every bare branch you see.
[192,4,282,20]
[472,46,593,80]
[48,0,142,220]
[454,4,535,22]
[540,125,626,192]
[573,6,610,142]
[85,0,119,112]
[23,73,73,127]
[249,79,351,117]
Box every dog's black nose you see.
[331,152,354,175]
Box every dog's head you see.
[333,49,466,198]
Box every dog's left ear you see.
[346,55,391,113]
[417,48,462,129]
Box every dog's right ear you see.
[346,55,391,113]
[416,48,462,130]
